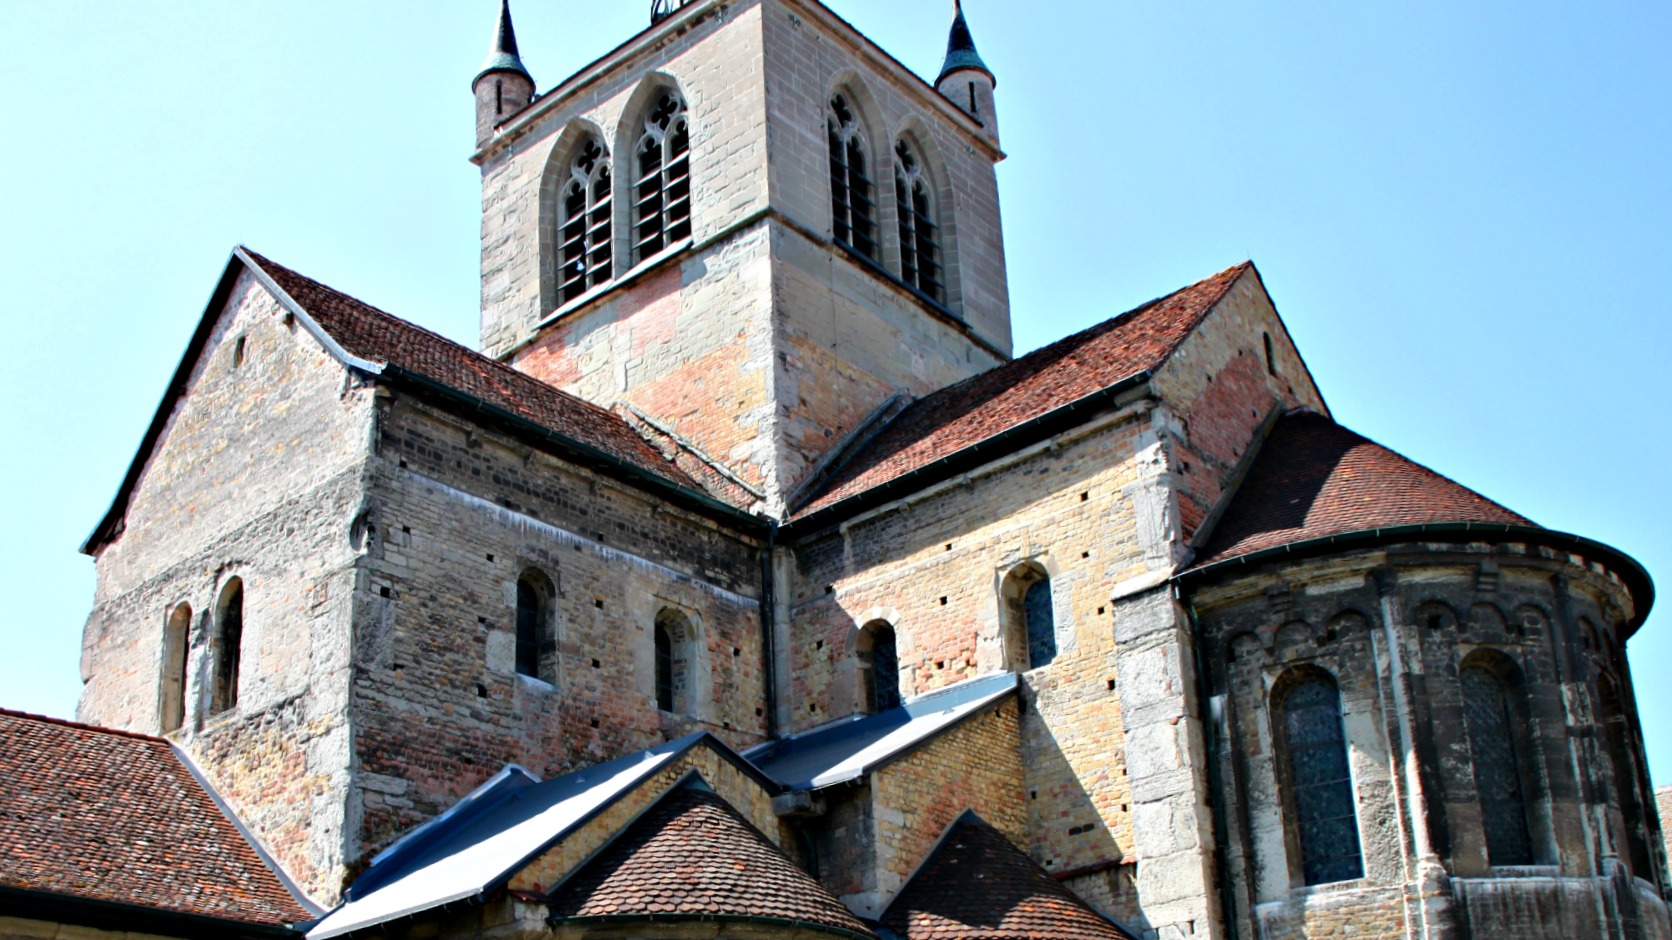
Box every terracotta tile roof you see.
[797,263,1252,518]
[0,710,312,926]
[240,249,706,496]
[1193,411,1534,567]
[881,812,1135,940]
[549,784,873,938]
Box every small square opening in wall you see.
[756,708,764,717]
[1030,790,1038,800]
[478,616,489,625]
[379,586,391,599]
[486,553,495,563]
[402,526,411,535]
[476,684,488,699]
[733,647,742,658]
[591,659,601,669]
[945,543,954,552]
[1107,679,1117,692]
[594,598,604,609]
[825,585,834,594]
[1081,492,1090,502]
[1082,551,1091,559]
[939,596,948,606]
[816,639,825,650]
[808,704,818,714]
[936,660,946,670]
[1098,606,1107,616]
[590,718,600,728]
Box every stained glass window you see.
[1460,665,1535,866]
[1281,676,1363,885]
[557,138,612,303]
[828,95,878,261]
[1025,578,1056,670]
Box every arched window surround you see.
[540,120,617,314]
[857,621,902,715]
[1271,666,1363,887]
[555,136,614,305]
[622,82,693,266]
[159,603,192,734]
[1457,650,1544,867]
[516,568,559,686]
[653,606,700,717]
[1000,561,1056,672]
[890,131,952,308]
[210,578,244,716]
[827,84,882,264]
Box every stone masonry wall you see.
[79,271,372,904]
[350,396,767,861]
[1190,542,1669,940]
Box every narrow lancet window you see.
[1460,664,1535,866]
[558,138,613,303]
[858,621,901,713]
[211,580,243,715]
[654,607,695,715]
[633,93,692,262]
[828,95,877,261]
[516,576,542,679]
[1024,578,1055,669]
[655,621,675,712]
[160,604,191,734]
[894,140,943,302]
[1279,674,1363,885]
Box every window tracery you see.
[893,139,943,302]
[828,94,877,261]
[557,138,613,303]
[633,93,692,262]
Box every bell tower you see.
[470,0,1012,516]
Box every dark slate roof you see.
[938,1,993,85]
[1193,411,1534,567]
[796,262,1252,518]
[475,0,532,86]
[549,783,873,938]
[881,812,1136,940]
[239,250,707,494]
[0,710,314,927]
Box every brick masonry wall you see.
[0,917,181,940]
[79,272,372,904]
[1190,542,1670,939]
[350,396,768,860]
[510,742,781,894]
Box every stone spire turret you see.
[935,0,999,149]
[472,0,536,148]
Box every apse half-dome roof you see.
[1193,410,1534,568]
[548,782,874,939]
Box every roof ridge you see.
[237,249,661,439]
[0,708,169,745]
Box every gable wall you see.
[78,270,375,904]
[350,396,768,861]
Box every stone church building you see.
[4,1,1666,939]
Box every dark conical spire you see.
[475,0,532,87]
[937,0,994,87]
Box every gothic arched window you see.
[828,94,877,261]
[894,139,943,302]
[557,138,612,303]
[633,92,692,262]
[1460,663,1535,866]
[516,569,556,684]
[160,604,191,734]
[654,607,696,714]
[858,621,901,714]
[211,580,243,715]
[1278,673,1363,885]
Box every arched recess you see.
[1000,561,1055,672]
[825,76,886,264]
[211,579,244,715]
[890,125,953,308]
[857,621,901,714]
[516,568,558,684]
[1457,650,1541,866]
[654,607,698,715]
[1271,666,1363,886]
[615,74,693,266]
[1414,600,1459,633]
[540,119,614,313]
[1598,672,1656,880]
[159,603,191,734]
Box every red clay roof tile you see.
[0,710,313,926]
[1193,411,1534,567]
[797,263,1252,517]
[240,250,707,497]
[549,784,873,937]
[881,812,1136,940]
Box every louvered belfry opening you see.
[634,92,692,263]
[828,94,877,261]
[894,139,943,302]
[558,138,613,303]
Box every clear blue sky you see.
[2,1,1668,779]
